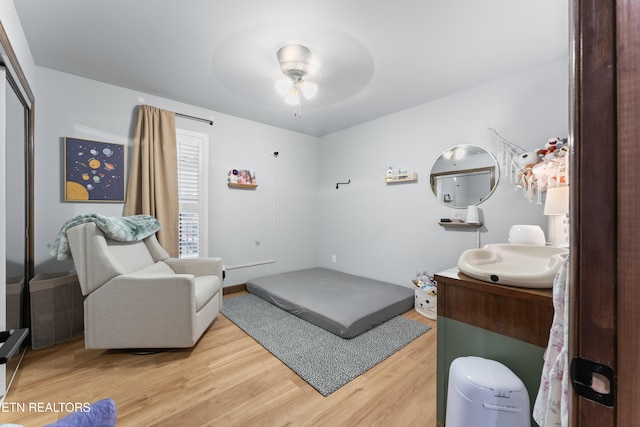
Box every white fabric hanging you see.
[533,256,570,426]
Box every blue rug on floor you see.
[221,293,431,396]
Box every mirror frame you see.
[429,144,499,208]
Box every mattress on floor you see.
[245,267,415,338]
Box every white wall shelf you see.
[384,172,418,183]
[438,220,482,228]
[228,183,258,189]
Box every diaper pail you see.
[446,356,530,427]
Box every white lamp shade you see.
[300,81,318,99]
[275,78,292,96]
[544,186,570,215]
[284,87,299,105]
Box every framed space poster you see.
[64,137,126,202]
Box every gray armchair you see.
[66,222,223,349]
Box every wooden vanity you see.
[434,267,554,426]
[436,267,553,347]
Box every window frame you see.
[176,128,209,258]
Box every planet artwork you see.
[64,137,125,201]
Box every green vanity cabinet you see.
[434,268,554,427]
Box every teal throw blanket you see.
[51,213,162,260]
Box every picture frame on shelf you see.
[228,168,258,189]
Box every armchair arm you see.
[164,257,223,279]
[84,273,198,348]
[95,273,197,312]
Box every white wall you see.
[33,57,567,289]
[0,2,36,91]
[316,58,569,285]
[34,68,320,286]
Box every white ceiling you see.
[14,0,568,137]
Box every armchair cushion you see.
[164,257,224,278]
[107,240,156,273]
[132,261,175,276]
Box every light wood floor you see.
[3,293,437,426]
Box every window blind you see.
[177,137,201,258]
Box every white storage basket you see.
[414,286,437,320]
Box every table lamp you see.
[544,186,570,247]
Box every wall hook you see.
[336,179,351,189]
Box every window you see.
[176,129,208,258]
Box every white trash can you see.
[446,356,530,427]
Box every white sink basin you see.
[457,243,569,288]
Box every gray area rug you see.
[221,293,431,396]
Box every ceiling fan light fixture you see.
[277,44,313,73]
[276,44,320,117]
[454,146,467,160]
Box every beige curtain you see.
[124,105,179,256]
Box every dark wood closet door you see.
[571,0,640,425]
[614,0,640,424]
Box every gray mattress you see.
[245,268,414,338]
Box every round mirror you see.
[429,144,500,208]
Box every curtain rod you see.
[175,112,213,126]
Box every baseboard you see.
[223,283,246,295]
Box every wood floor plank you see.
[3,294,437,426]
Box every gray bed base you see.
[245,267,415,338]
